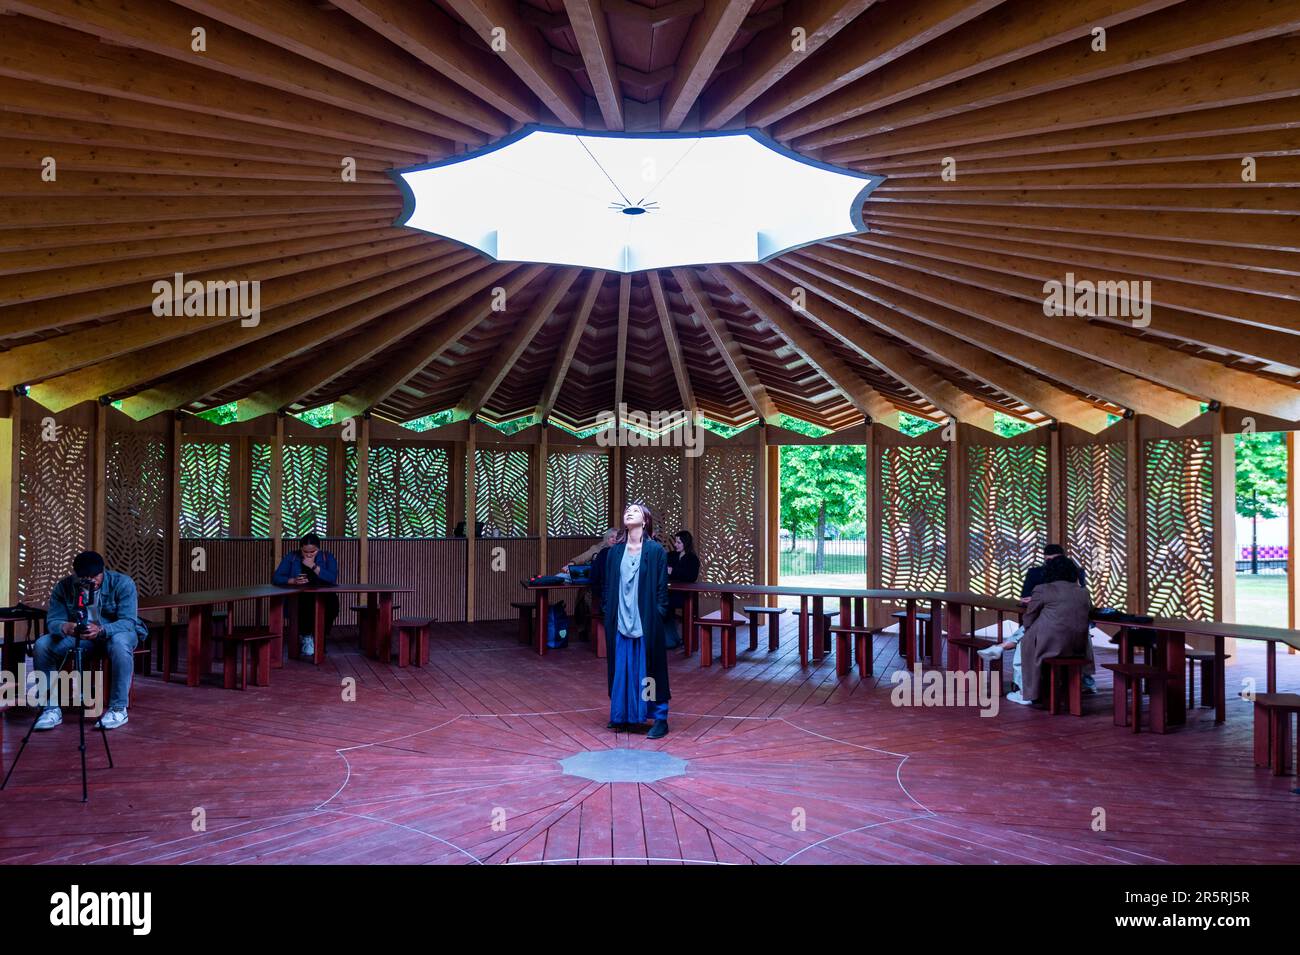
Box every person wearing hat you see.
[31,550,148,731]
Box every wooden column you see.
[357,416,370,584]
[1211,410,1237,625]
[945,422,968,593]
[0,396,21,603]
[328,434,345,537]
[465,423,477,623]
[537,427,548,572]
[683,447,696,537]
[270,415,285,561]
[754,424,768,589]
[92,403,107,553]
[610,442,623,528]
[449,439,465,535]
[1124,415,1143,614]
[168,412,182,592]
[765,438,780,604]
[1047,424,1063,545]
[232,435,251,537]
[1288,431,1299,631]
[867,423,884,626]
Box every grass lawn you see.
[1235,573,1288,627]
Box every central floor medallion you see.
[559,748,688,783]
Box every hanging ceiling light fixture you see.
[390,126,883,274]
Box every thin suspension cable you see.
[637,138,700,206]
[576,136,633,207]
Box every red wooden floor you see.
[2,618,1298,865]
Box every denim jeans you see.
[33,629,139,710]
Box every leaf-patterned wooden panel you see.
[622,450,684,541]
[547,450,610,536]
[105,432,167,597]
[251,442,330,538]
[179,440,234,538]
[17,419,91,602]
[346,444,450,537]
[1065,442,1128,610]
[474,448,530,537]
[1144,436,1214,620]
[696,446,756,584]
[879,445,947,593]
[967,445,1047,599]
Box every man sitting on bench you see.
[32,550,148,732]
[273,533,338,658]
[979,543,1097,694]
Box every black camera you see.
[74,577,106,644]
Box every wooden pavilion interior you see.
[1,0,1300,865]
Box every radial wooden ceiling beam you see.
[774,0,1182,143]
[563,0,623,130]
[699,0,876,128]
[745,261,1113,432]
[443,0,585,127]
[724,263,996,429]
[455,267,582,417]
[659,0,757,131]
[714,265,898,426]
[674,268,777,422]
[744,0,1001,129]
[796,245,1300,421]
[822,35,1300,162]
[538,270,606,422]
[27,250,478,412]
[603,0,703,28]
[330,0,540,123]
[0,15,455,155]
[647,271,699,419]
[332,265,549,420]
[3,1,494,144]
[614,274,630,415]
[122,257,506,420]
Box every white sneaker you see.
[1006,691,1033,706]
[95,709,128,731]
[33,707,62,730]
[301,635,315,657]
[976,643,1004,662]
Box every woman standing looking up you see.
[603,502,671,739]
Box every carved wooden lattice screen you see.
[695,445,756,585]
[967,444,1048,599]
[622,450,684,541]
[251,441,330,537]
[1064,442,1128,610]
[105,431,168,597]
[474,447,530,537]
[345,443,450,537]
[879,445,947,592]
[1144,436,1214,619]
[547,449,610,536]
[16,417,91,601]
[179,439,234,537]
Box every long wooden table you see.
[281,583,411,665]
[141,585,288,688]
[140,582,411,684]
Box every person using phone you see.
[273,533,339,658]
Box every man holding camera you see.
[32,551,148,732]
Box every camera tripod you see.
[1,642,113,802]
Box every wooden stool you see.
[1104,663,1171,734]
[1044,657,1087,716]
[891,611,934,662]
[695,615,742,668]
[351,603,400,655]
[795,607,838,661]
[1252,693,1300,776]
[510,602,535,646]
[221,626,276,690]
[394,618,434,668]
[945,636,1004,688]
[590,616,607,658]
[742,606,787,651]
[1186,647,1230,709]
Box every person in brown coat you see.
[1009,557,1092,705]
